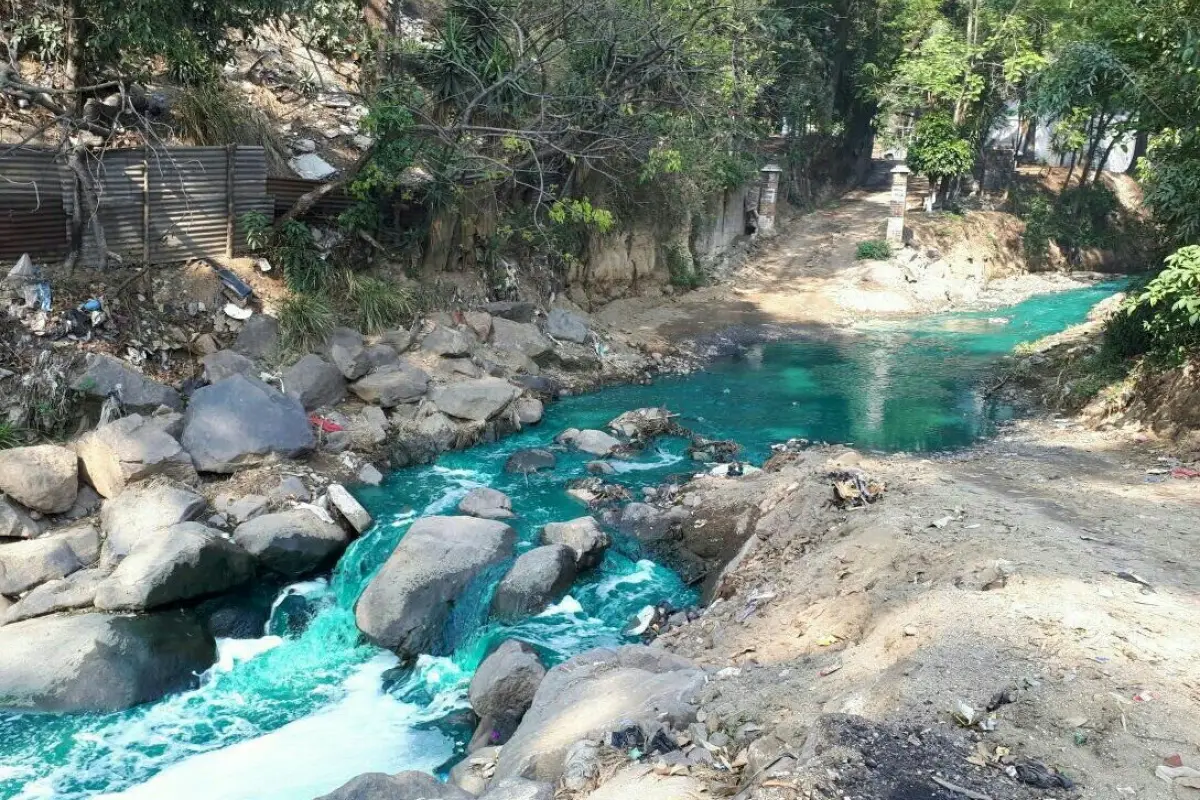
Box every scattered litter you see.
[1171,467,1200,479]
[830,469,885,508]
[815,634,840,647]
[819,662,842,676]
[903,625,919,637]
[930,515,954,529]
[289,153,338,180]
[1165,755,1185,769]
[223,303,253,320]
[1010,759,1074,789]
[1133,691,1154,702]
[951,701,998,731]
[309,414,345,433]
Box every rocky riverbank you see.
[0,286,702,713]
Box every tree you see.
[906,111,975,205]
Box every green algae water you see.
[0,282,1122,800]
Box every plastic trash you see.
[82,298,102,311]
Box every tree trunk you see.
[1126,130,1149,175]
[1079,111,1109,188]
[1093,135,1120,187]
[63,0,85,115]
[1063,150,1077,188]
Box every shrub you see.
[340,272,415,333]
[276,220,332,294]
[279,293,336,354]
[856,239,892,260]
[0,421,22,449]
[665,242,703,288]
[1119,245,1200,357]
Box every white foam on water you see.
[267,578,330,618]
[607,450,683,473]
[212,636,284,673]
[424,466,487,514]
[94,654,453,800]
[539,595,584,616]
[594,559,658,598]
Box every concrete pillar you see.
[757,164,783,234]
[886,164,911,245]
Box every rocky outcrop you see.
[469,640,546,751]
[72,353,182,413]
[505,449,556,475]
[0,611,217,712]
[422,325,474,357]
[430,378,520,422]
[491,319,553,362]
[316,771,473,800]
[458,487,514,520]
[94,522,255,611]
[355,516,516,656]
[546,308,589,344]
[0,569,104,625]
[541,517,609,569]
[350,363,430,407]
[515,398,543,426]
[99,481,207,564]
[283,354,347,410]
[233,314,281,362]
[0,496,43,539]
[327,327,371,380]
[491,545,576,622]
[181,375,315,473]
[329,483,373,532]
[493,646,704,782]
[0,444,78,513]
[614,503,689,543]
[76,414,197,498]
[233,509,349,576]
[0,526,95,595]
[560,429,621,457]
[201,349,255,383]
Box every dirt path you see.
[659,418,1200,799]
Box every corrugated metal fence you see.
[0,146,347,267]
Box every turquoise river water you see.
[0,282,1122,800]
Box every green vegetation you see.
[0,421,22,450]
[278,293,336,354]
[856,240,893,260]
[340,272,414,334]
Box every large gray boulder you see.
[541,517,609,570]
[1,568,104,625]
[430,378,519,422]
[327,327,371,380]
[182,375,315,473]
[561,429,621,457]
[351,364,430,407]
[422,325,474,357]
[283,354,347,410]
[316,771,473,800]
[233,509,349,577]
[72,353,182,413]
[515,398,543,426]
[0,611,217,712]
[0,526,93,595]
[458,487,514,520]
[0,496,43,539]
[0,444,78,513]
[491,545,576,622]
[491,319,553,361]
[470,640,546,722]
[545,308,589,344]
[100,481,207,564]
[94,522,255,611]
[76,414,197,498]
[616,503,688,543]
[493,646,704,782]
[233,314,281,362]
[355,516,516,656]
[504,449,556,475]
[201,349,255,383]
[484,301,537,323]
